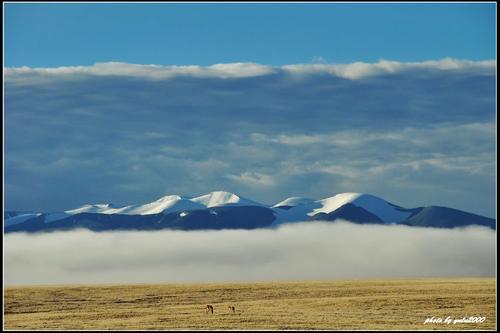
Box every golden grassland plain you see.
[4,278,496,330]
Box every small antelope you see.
[206,304,214,314]
[228,305,235,314]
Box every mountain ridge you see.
[4,191,496,232]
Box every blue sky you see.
[4,2,496,67]
[3,3,497,218]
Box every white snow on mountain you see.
[4,213,42,227]
[65,203,117,215]
[271,192,412,225]
[272,197,315,208]
[190,191,262,208]
[65,195,206,216]
[310,193,412,223]
[60,191,262,218]
[6,191,412,226]
[115,195,205,215]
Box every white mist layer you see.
[4,221,494,286]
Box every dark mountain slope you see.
[401,206,496,229]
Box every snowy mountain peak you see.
[65,203,115,215]
[191,191,261,208]
[96,203,115,208]
[273,197,315,208]
[313,192,365,213]
[311,192,411,223]
[123,196,204,215]
[155,194,182,202]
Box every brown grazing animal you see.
[228,305,235,314]
[206,304,214,314]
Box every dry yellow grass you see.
[4,278,496,330]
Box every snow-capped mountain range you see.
[4,191,495,232]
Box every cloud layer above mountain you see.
[5,58,494,81]
[4,59,496,217]
[4,221,495,285]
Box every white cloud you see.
[282,58,495,79]
[4,58,495,83]
[4,58,495,217]
[4,222,495,285]
[144,131,167,139]
[206,63,275,78]
[227,171,276,188]
[251,122,495,153]
[4,62,276,82]
[251,133,324,145]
